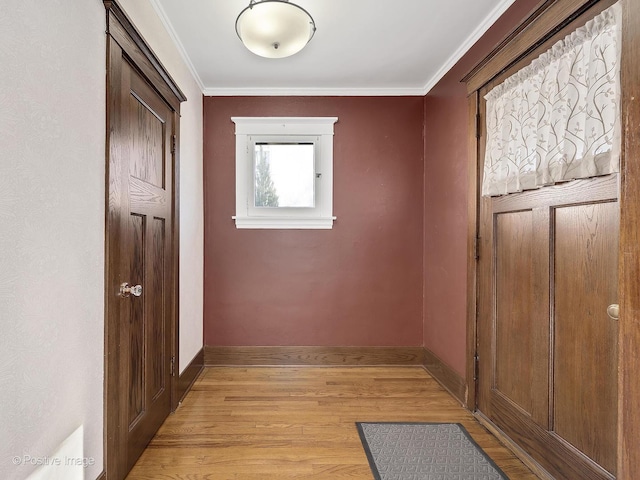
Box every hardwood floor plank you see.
[126,366,537,479]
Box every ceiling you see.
[151,0,516,96]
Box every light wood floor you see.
[126,366,537,479]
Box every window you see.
[231,117,338,229]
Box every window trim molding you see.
[231,116,338,229]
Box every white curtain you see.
[482,2,622,197]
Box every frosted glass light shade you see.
[236,0,316,59]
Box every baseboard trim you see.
[422,347,466,405]
[475,411,554,480]
[204,346,424,366]
[178,347,204,403]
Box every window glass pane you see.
[254,143,315,208]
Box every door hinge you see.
[474,236,480,260]
[170,356,175,376]
[473,354,479,382]
[171,135,176,154]
[475,113,481,139]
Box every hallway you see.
[126,366,536,479]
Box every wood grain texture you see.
[422,348,466,405]
[204,346,426,366]
[554,203,618,474]
[123,61,175,475]
[494,211,534,415]
[125,367,537,479]
[475,88,492,417]
[130,93,164,188]
[107,13,180,112]
[178,348,204,404]
[477,176,618,480]
[475,411,555,480]
[618,0,640,476]
[104,1,186,107]
[96,472,106,480]
[150,217,166,402]
[530,207,551,429]
[129,213,145,427]
[476,164,618,480]
[491,174,618,213]
[129,173,168,216]
[490,392,614,480]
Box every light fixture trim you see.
[235,0,317,59]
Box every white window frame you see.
[231,117,338,229]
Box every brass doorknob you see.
[120,282,143,297]
[607,304,619,320]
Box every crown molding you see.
[203,87,426,97]
[148,0,205,92]
[421,0,517,94]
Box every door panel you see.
[149,216,166,401]
[130,93,165,189]
[129,213,146,428]
[495,210,534,415]
[553,202,618,474]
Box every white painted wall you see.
[0,0,204,478]
[118,0,204,373]
[26,426,86,480]
[0,1,106,479]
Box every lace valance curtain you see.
[482,2,622,197]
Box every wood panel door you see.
[477,172,619,480]
[104,3,185,478]
[120,60,175,472]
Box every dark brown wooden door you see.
[105,4,184,479]
[119,60,175,472]
[477,171,619,479]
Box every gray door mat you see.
[356,422,509,480]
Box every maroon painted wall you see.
[423,0,541,376]
[423,94,469,375]
[204,97,424,346]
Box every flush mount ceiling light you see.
[235,0,316,59]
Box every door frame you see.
[103,1,186,478]
[463,0,640,477]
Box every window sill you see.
[232,216,337,229]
